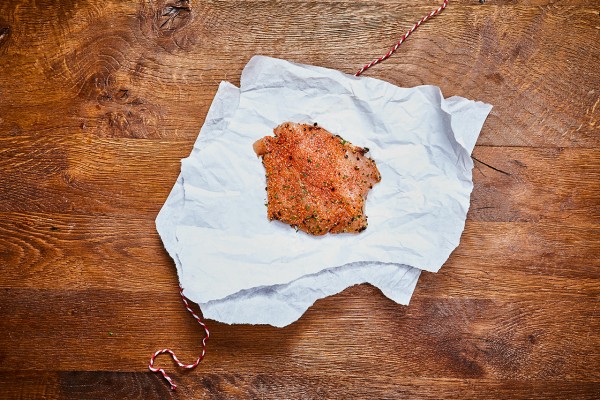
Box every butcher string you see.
[149,0,448,391]
[355,0,449,76]
[148,286,209,390]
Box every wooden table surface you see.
[1,0,599,398]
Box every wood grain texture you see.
[0,0,599,398]
[0,372,60,400]
[61,374,600,400]
[2,213,599,297]
[0,2,598,146]
[8,372,600,400]
[1,286,599,376]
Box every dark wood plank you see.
[0,287,598,381]
[58,371,170,400]
[2,370,599,399]
[0,372,59,400]
[56,371,600,400]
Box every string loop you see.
[148,287,209,390]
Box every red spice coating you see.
[253,122,381,236]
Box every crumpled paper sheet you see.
[156,56,492,327]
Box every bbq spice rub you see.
[253,122,381,236]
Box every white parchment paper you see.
[156,56,492,327]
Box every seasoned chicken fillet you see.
[253,122,381,236]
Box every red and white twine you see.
[149,0,448,390]
[355,0,449,76]
[148,286,209,390]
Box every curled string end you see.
[148,286,209,391]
